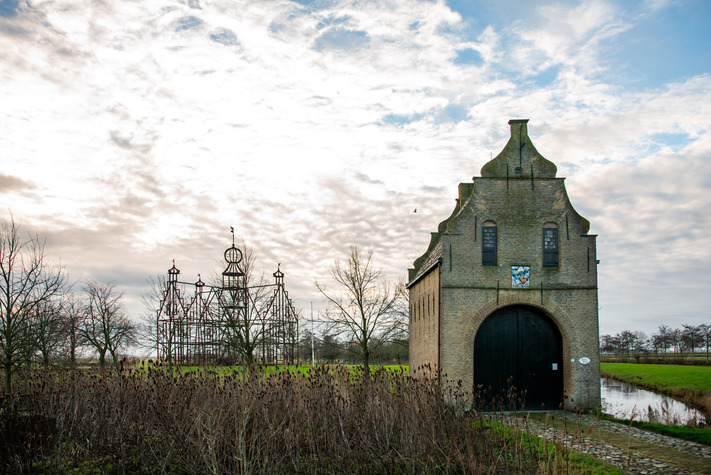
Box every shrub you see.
[1,361,602,473]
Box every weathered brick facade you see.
[408,119,601,410]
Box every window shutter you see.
[482,226,497,266]
[543,228,558,267]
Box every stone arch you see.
[456,293,576,404]
[474,304,563,409]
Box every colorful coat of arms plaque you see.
[512,266,530,287]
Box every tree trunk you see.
[110,349,119,368]
[99,350,106,368]
[362,343,370,376]
[4,361,11,395]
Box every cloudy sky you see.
[1,0,710,340]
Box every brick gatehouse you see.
[407,119,600,410]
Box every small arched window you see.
[482,221,497,266]
[543,223,559,268]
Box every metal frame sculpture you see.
[155,237,299,365]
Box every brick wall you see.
[408,263,440,375]
[408,120,601,409]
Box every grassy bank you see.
[598,415,711,446]
[485,418,626,475]
[601,363,711,422]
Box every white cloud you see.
[504,1,630,79]
[0,0,709,338]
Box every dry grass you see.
[1,361,608,473]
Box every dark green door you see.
[474,305,563,410]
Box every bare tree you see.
[320,333,342,363]
[614,330,647,357]
[681,324,704,356]
[315,245,404,374]
[600,334,617,354]
[651,324,673,355]
[670,327,683,355]
[391,279,410,365]
[0,216,67,393]
[702,324,711,363]
[60,294,83,366]
[33,299,67,367]
[79,280,136,368]
[139,274,172,364]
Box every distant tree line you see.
[1,217,136,394]
[600,323,711,363]
[298,328,408,366]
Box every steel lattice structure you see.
[155,240,299,365]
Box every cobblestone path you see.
[505,412,711,474]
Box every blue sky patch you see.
[316,15,350,30]
[453,48,483,66]
[441,104,468,123]
[187,0,201,9]
[649,132,691,151]
[269,22,285,34]
[381,113,425,126]
[532,65,560,87]
[176,16,203,31]
[598,1,711,90]
[290,0,331,11]
[0,0,20,17]
[315,28,369,51]
[209,28,238,46]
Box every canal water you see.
[601,377,706,426]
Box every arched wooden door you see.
[474,305,563,410]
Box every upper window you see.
[543,225,559,268]
[482,223,497,266]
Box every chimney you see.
[508,118,529,138]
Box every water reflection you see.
[601,377,706,426]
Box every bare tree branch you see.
[315,245,406,373]
[0,215,67,393]
[79,279,136,369]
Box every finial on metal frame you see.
[230,226,235,245]
[273,262,284,279]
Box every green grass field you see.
[600,363,711,393]
[601,353,710,361]
[134,360,409,378]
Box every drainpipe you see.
[437,257,442,384]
